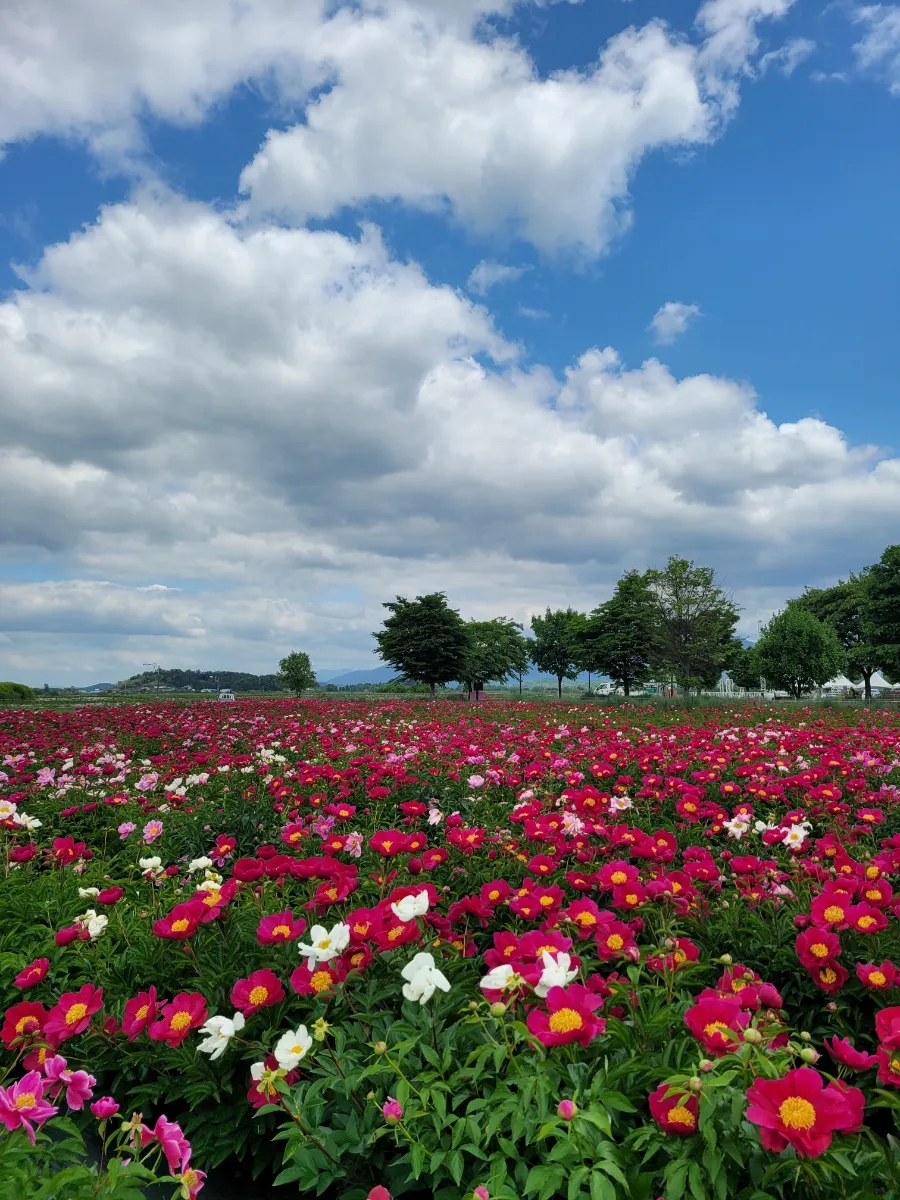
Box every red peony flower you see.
[825,1036,877,1071]
[745,1067,857,1157]
[148,992,208,1046]
[231,969,285,1015]
[648,1083,699,1136]
[257,910,307,945]
[153,900,205,941]
[795,928,841,970]
[44,985,103,1042]
[290,959,347,999]
[875,1006,900,1050]
[1,1001,48,1049]
[14,959,50,990]
[856,961,897,990]
[122,988,159,1041]
[846,903,888,935]
[97,887,124,905]
[526,985,606,1048]
[807,961,849,993]
[876,1046,900,1087]
[683,997,749,1057]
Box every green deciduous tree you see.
[792,574,879,698]
[461,618,529,696]
[866,545,900,681]
[644,557,740,692]
[754,607,845,698]
[374,592,468,698]
[277,651,317,695]
[529,607,583,698]
[577,570,656,696]
[723,638,761,691]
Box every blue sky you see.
[1,0,900,684]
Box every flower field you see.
[3,699,900,1200]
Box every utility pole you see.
[143,663,161,693]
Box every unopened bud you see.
[799,1047,819,1064]
[374,1041,388,1055]
[826,1001,838,1012]
[743,1028,763,1044]
[688,1077,703,1093]
[800,1031,812,1041]
[699,1059,714,1072]
[468,1000,479,1010]
[366,1091,376,1101]
[557,1099,578,1120]
[718,954,733,965]
[490,1002,507,1017]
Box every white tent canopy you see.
[861,672,894,690]
[823,675,855,690]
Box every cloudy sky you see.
[2,0,899,684]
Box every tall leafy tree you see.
[644,557,740,691]
[277,651,317,695]
[373,593,468,698]
[723,638,761,691]
[461,618,529,696]
[529,607,583,698]
[792,574,879,697]
[754,607,845,698]
[866,545,900,680]
[578,570,656,696]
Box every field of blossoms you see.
[3,698,900,1200]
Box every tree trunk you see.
[430,682,436,699]
[863,670,872,700]
[623,678,630,697]
[557,675,563,698]
[587,670,591,694]
[518,671,523,696]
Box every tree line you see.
[274,545,900,701]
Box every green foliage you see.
[529,608,584,697]
[867,544,900,679]
[0,682,34,701]
[462,618,530,692]
[0,1116,173,1200]
[373,593,468,697]
[644,558,740,692]
[792,575,879,696]
[755,606,845,697]
[577,571,656,696]
[723,638,760,691]
[120,669,283,693]
[277,652,318,696]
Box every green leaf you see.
[569,1165,590,1200]
[688,1161,706,1200]
[590,1172,618,1200]
[447,1150,464,1186]
[409,1142,426,1179]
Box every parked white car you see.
[217,689,236,702]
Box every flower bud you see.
[687,1077,703,1093]
[366,1091,376,1102]
[799,1031,811,1041]
[489,1002,507,1017]
[557,1100,578,1121]
[367,1188,392,1200]
[699,1059,714,1072]
[382,1098,403,1126]
[468,1000,479,1010]
[743,1028,763,1044]
[374,1041,388,1056]
[474,1188,490,1200]
[826,1001,838,1012]
[718,954,733,965]
[799,1047,819,1064]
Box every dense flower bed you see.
[3,699,900,1200]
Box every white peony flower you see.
[198,1012,245,1060]
[298,922,350,969]
[188,857,212,873]
[390,891,430,923]
[400,952,451,1005]
[274,1025,312,1071]
[78,887,101,899]
[534,951,578,999]
[139,856,162,871]
[479,964,525,994]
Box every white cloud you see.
[852,5,900,95]
[240,1,798,258]
[2,193,899,683]
[648,301,702,343]
[758,36,816,76]
[467,260,528,295]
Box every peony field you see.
[4,697,900,1200]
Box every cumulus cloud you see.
[852,5,900,94]
[467,260,529,295]
[648,301,702,343]
[1,192,899,683]
[239,0,798,258]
